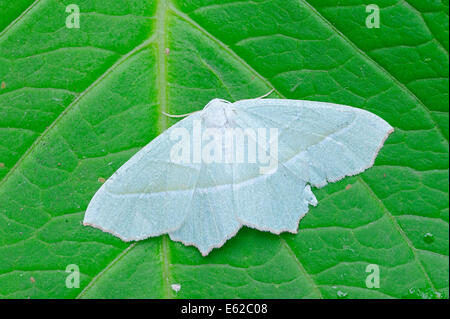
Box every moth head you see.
[202,98,236,128]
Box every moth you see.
[84,94,393,256]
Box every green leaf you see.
[0,0,448,299]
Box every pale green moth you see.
[83,96,393,256]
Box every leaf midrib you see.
[156,0,176,299]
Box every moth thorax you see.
[202,99,235,128]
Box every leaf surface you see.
[0,0,448,299]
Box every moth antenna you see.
[161,110,199,118]
[256,89,275,99]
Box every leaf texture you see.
[0,0,448,299]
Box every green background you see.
[0,0,448,298]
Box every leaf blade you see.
[0,0,447,299]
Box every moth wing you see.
[168,161,241,256]
[230,98,393,232]
[84,112,241,255]
[84,113,202,241]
